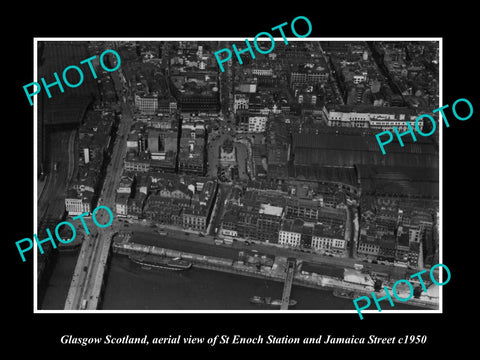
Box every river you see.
[39,249,425,312]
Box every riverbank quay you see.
[112,235,438,310]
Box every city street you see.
[125,228,240,260]
[207,183,231,236]
[233,141,249,180]
[65,66,134,310]
[114,216,409,281]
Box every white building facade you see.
[328,108,422,131]
[311,235,346,252]
[65,197,91,216]
[278,230,301,247]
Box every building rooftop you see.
[330,104,419,116]
[292,130,438,168]
[281,218,304,233]
[259,203,283,217]
[356,164,439,198]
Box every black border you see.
[7,4,476,355]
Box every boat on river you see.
[332,289,360,300]
[129,254,192,271]
[249,296,297,307]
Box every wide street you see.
[65,66,134,310]
[207,183,230,236]
[114,217,409,281]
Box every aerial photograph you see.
[34,39,440,313]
